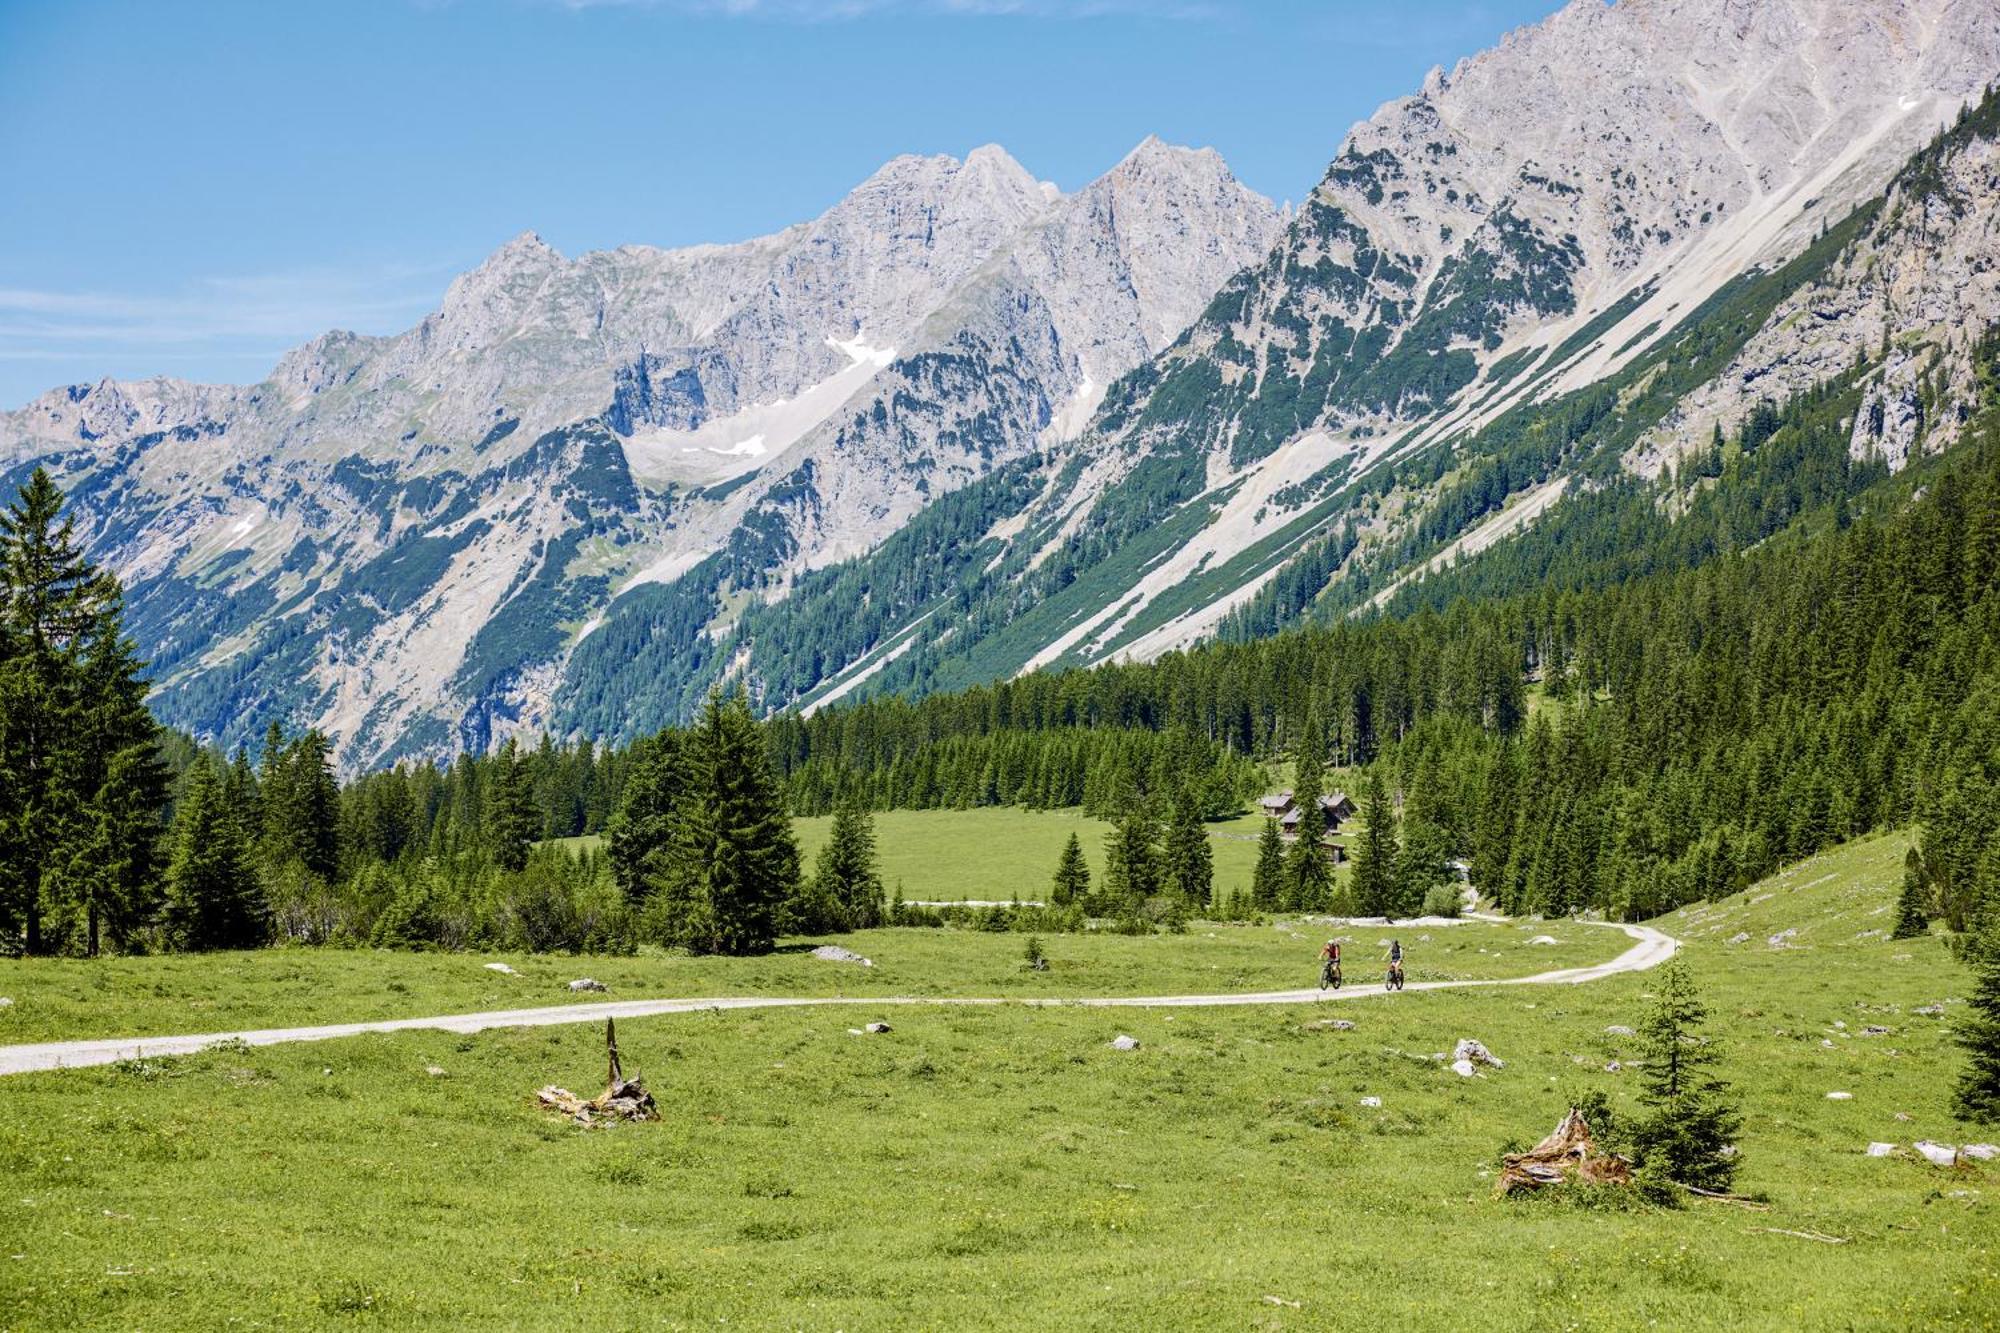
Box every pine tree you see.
[1893,847,1933,939]
[0,467,165,955]
[812,798,885,929]
[489,737,540,874]
[1351,769,1401,917]
[1630,959,1742,1192]
[606,730,689,905]
[1049,832,1090,907]
[653,690,800,955]
[1396,762,1455,917]
[1956,934,2000,1123]
[1250,819,1285,911]
[1471,742,1519,905]
[162,755,266,951]
[1283,815,1332,911]
[1162,782,1214,907]
[1102,804,1161,913]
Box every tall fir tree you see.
[1471,742,1520,907]
[1893,846,1933,939]
[1351,769,1401,918]
[1162,781,1214,906]
[1050,832,1090,907]
[1102,803,1161,913]
[162,755,266,951]
[812,798,885,929]
[489,737,540,874]
[0,467,165,955]
[652,690,801,955]
[1630,959,1742,1191]
[1956,935,2000,1123]
[1250,818,1285,911]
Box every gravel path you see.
[0,920,1675,1077]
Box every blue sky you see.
[0,0,1564,407]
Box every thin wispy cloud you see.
[0,264,447,349]
[540,0,1217,18]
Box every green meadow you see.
[2,829,1997,1329]
[558,804,1283,903]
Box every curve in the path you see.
[0,920,1676,1077]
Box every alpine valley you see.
[5,0,2000,772]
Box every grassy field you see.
[3,830,1997,1328]
[556,805,1288,903]
[0,918,1597,1046]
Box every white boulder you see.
[483,962,517,975]
[811,945,873,966]
[1454,1038,1503,1069]
[1915,1141,1962,1167]
[1110,1034,1141,1051]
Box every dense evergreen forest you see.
[2,319,1998,957]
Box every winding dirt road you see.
[0,920,1675,1077]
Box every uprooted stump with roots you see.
[537,1017,660,1127]
[1497,1108,1633,1195]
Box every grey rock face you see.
[0,141,1277,768]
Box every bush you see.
[1421,883,1464,917]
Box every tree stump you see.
[537,1017,659,1126]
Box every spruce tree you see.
[654,690,800,955]
[1630,959,1742,1192]
[1893,847,1933,939]
[1050,832,1090,907]
[162,755,266,951]
[1251,818,1285,911]
[1351,769,1401,918]
[606,730,689,904]
[1102,804,1161,913]
[1955,935,2000,1123]
[1162,782,1213,907]
[489,737,540,874]
[812,798,885,929]
[1471,742,1519,906]
[0,467,165,955]
[1283,815,1332,911]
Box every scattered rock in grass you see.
[0,997,12,1008]
[1895,1111,1914,1123]
[1605,1025,1635,1037]
[1820,1039,1836,1049]
[1360,1096,1382,1108]
[1826,1091,1853,1101]
[483,962,517,975]
[1915,1004,1946,1016]
[1451,1058,1479,1077]
[1526,935,1560,946]
[1604,1061,1623,1073]
[1767,929,1797,947]
[1914,1141,1962,1167]
[1307,1019,1355,1031]
[568,979,607,993]
[1963,1144,1998,1161]
[865,1021,893,1034]
[1866,1142,1898,1157]
[1454,1038,1504,1069]
[1727,932,1751,945]
[811,946,873,966]
[1110,1034,1141,1051]
[1262,1296,1302,1309]
[425,1065,447,1078]
[1860,1025,1891,1037]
